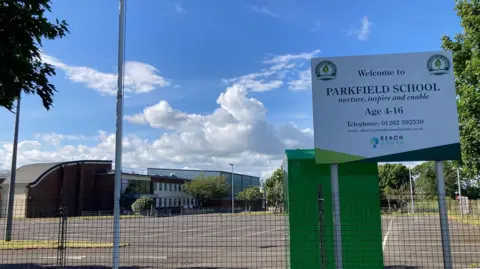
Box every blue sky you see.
[0,0,463,177]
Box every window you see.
[174,184,177,192]
[159,198,162,207]
[159,183,162,191]
[169,199,172,206]
[169,184,172,192]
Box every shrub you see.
[131,197,154,213]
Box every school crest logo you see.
[315,60,337,80]
[427,54,450,75]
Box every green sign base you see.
[284,149,384,269]
[315,143,461,164]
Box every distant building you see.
[0,160,113,218]
[147,168,260,208]
[151,175,197,208]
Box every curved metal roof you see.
[2,160,112,186]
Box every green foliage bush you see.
[131,197,154,213]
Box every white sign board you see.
[311,51,460,164]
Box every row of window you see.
[154,182,185,192]
[157,197,197,207]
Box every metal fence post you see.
[435,161,453,269]
[330,164,343,269]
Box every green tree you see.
[264,168,284,213]
[412,161,458,199]
[236,186,262,212]
[441,0,480,178]
[378,163,410,198]
[184,174,229,207]
[0,0,69,111]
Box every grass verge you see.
[382,212,438,217]
[449,215,480,226]
[0,240,129,250]
[216,211,285,216]
[6,215,142,222]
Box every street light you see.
[408,162,415,214]
[229,163,234,214]
[457,165,463,217]
[4,93,21,242]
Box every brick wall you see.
[25,162,112,218]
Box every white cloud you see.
[34,133,89,146]
[42,54,172,95]
[288,69,311,91]
[122,60,315,176]
[224,49,320,93]
[174,2,185,13]
[263,49,320,65]
[347,16,373,41]
[3,50,324,179]
[251,5,281,19]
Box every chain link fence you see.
[0,194,478,268]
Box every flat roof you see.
[146,168,259,178]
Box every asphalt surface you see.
[0,214,479,269]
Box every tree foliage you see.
[412,161,458,199]
[264,168,284,213]
[236,186,262,211]
[441,0,480,178]
[184,174,229,206]
[0,0,69,111]
[378,163,410,198]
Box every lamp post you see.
[457,166,463,217]
[4,93,21,242]
[112,0,126,268]
[408,162,415,214]
[229,163,234,214]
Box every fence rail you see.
[0,195,478,268]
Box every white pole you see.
[112,0,125,268]
[457,166,463,217]
[230,164,234,214]
[4,94,21,242]
[435,161,453,269]
[330,164,343,269]
[409,162,415,214]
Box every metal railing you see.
[0,195,478,268]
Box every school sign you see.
[311,51,461,164]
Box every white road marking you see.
[188,227,250,239]
[232,227,283,239]
[388,243,480,246]
[130,256,167,259]
[40,256,86,260]
[382,217,394,251]
[384,251,480,254]
[177,227,216,232]
[146,232,174,238]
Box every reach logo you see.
[427,54,450,76]
[370,135,404,148]
[315,60,337,80]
